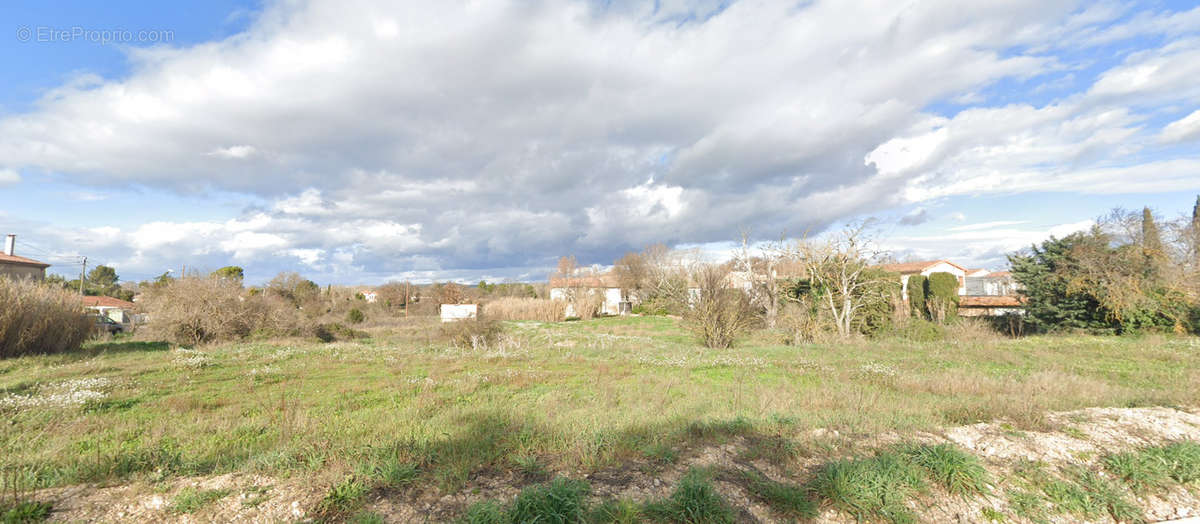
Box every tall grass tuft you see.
[644,469,737,524]
[483,298,566,322]
[0,278,91,358]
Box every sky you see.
[1,0,1199,285]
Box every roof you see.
[877,260,967,274]
[82,296,136,309]
[986,271,1012,277]
[0,253,50,269]
[549,272,620,288]
[959,295,1025,307]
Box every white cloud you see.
[0,0,1197,281]
[208,145,258,159]
[0,169,20,186]
[1161,109,1200,143]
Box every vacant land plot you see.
[2,316,1199,522]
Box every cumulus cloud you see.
[1,0,1198,282]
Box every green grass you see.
[459,477,590,524]
[168,487,230,514]
[1009,459,1144,523]
[1103,441,1200,493]
[0,317,1198,520]
[643,469,736,524]
[734,469,817,519]
[899,443,991,496]
[0,500,52,524]
[313,476,369,519]
[807,451,926,524]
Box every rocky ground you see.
[28,406,1200,523]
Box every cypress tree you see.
[907,274,927,320]
[1192,195,1200,268]
[926,272,960,321]
[1142,207,1163,255]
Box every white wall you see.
[440,304,478,322]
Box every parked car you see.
[89,314,124,334]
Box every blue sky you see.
[1,0,1199,285]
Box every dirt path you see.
[27,406,1200,523]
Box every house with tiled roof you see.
[82,295,138,325]
[877,260,968,297]
[0,234,49,281]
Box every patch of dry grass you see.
[482,298,565,322]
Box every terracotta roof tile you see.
[0,253,50,268]
[959,295,1025,307]
[82,296,136,309]
[877,260,967,274]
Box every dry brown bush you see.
[570,292,605,320]
[140,277,303,345]
[483,297,565,322]
[0,278,92,358]
[945,317,1004,344]
[682,265,756,348]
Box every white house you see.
[548,273,624,317]
[965,271,1018,296]
[82,296,137,324]
[878,260,969,297]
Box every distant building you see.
[0,234,49,281]
[877,260,968,297]
[82,295,138,324]
[548,272,624,316]
[965,271,1018,296]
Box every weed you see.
[735,469,816,519]
[899,443,991,496]
[0,500,52,523]
[169,487,230,514]
[808,451,926,524]
[459,500,506,524]
[314,476,368,519]
[347,510,386,524]
[587,499,642,523]
[640,443,678,465]
[1103,441,1200,495]
[644,469,736,524]
[511,454,548,480]
[357,459,418,489]
[1005,489,1048,524]
[979,506,1006,523]
[507,477,590,523]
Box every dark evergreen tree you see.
[925,272,960,320]
[906,274,927,320]
[1008,233,1110,332]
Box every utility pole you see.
[78,256,87,296]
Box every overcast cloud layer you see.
[2,0,1200,283]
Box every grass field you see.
[2,316,1199,521]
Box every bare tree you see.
[792,222,892,338]
[612,251,648,302]
[733,229,791,329]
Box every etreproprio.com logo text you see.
[16,26,174,44]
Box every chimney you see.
[3,234,13,256]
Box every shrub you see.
[0,278,92,358]
[683,266,755,349]
[483,298,565,322]
[888,318,945,343]
[926,272,960,322]
[140,277,302,345]
[346,308,365,324]
[906,275,927,319]
[439,320,503,348]
[312,323,367,343]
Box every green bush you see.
[346,308,365,324]
[893,319,946,342]
[906,275,927,320]
[926,272,960,321]
[312,323,367,343]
